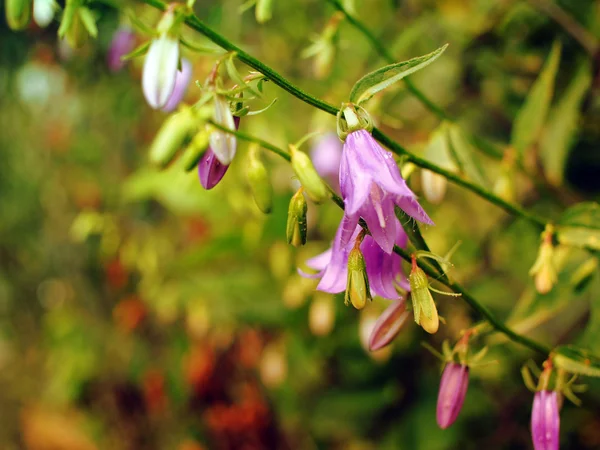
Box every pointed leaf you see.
[553,345,600,378]
[511,41,561,158]
[121,41,151,61]
[349,44,449,105]
[557,202,600,250]
[78,7,97,38]
[540,60,592,186]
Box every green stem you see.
[209,124,550,355]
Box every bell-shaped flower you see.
[310,132,343,191]
[142,34,180,109]
[368,298,410,351]
[198,116,240,190]
[339,128,433,254]
[301,216,409,300]
[531,390,560,450]
[161,58,192,113]
[107,26,136,72]
[436,362,469,429]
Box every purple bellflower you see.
[301,218,409,300]
[142,34,179,109]
[531,390,560,450]
[436,362,470,429]
[198,116,241,190]
[311,133,343,191]
[161,58,192,113]
[107,26,136,72]
[339,128,433,254]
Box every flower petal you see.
[142,35,179,109]
[361,235,401,299]
[209,95,237,165]
[161,58,192,113]
[198,149,230,190]
[395,195,434,225]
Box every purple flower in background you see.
[198,116,240,190]
[311,133,343,191]
[301,216,409,299]
[531,390,560,450]
[339,129,433,254]
[436,362,469,429]
[107,26,136,72]
[142,34,179,109]
[161,58,192,113]
[368,298,410,351]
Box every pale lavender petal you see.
[198,149,230,190]
[297,268,324,279]
[316,220,358,294]
[339,140,371,215]
[395,195,434,225]
[107,27,136,72]
[361,235,401,299]
[161,58,192,113]
[368,299,409,351]
[436,363,469,429]
[358,188,397,254]
[311,133,342,190]
[305,248,333,271]
[337,214,361,251]
[531,391,560,450]
[142,35,179,109]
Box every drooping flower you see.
[142,34,180,109]
[310,132,343,191]
[531,390,560,450]
[436,362,469,429]
[161,58,192,113]
[107,26,136,72]
[198,115,240,190]
[33,0,56,28]
[368,298,410,351]
[301,216,409,300]
[339,127,433,254]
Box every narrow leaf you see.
[557,202,600,250]
[349,44,449,105]
[553,345,600,378]
[78,7,97,38]
[511,41,561,158]
[121,41,151,61]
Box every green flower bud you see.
[5,0,31,31]
[290,145,329,204]
[247,145,273,214]
[149,108,197,168]
[345,247,372,310]
[286,188,308,247]
[409,257,439,334]
[255,0,273,23]
[181,129,210,172]
[529,225,557,294]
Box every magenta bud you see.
[198,149,230,190]
[368,299,409,351]
[161,58,192,113]
[107,27,136,72]
[436,363,469,429]
[531,390,560,450]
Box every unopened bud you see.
[421,169,447,204]
[368,299,410,351]
[529,226,557,295]
[286,188,308,247]
[345,246,372,310]
[209,95,237,165]
[181,129,210,171]
[436,363,469,429]
[5,0,31,30]
[33,0,55,28]
[409,258,439,334]
[255,0,273,23]
[142,34,180,109]
[493,168,516,203]
[247,145,273,214]
[290,145,329,204]
[149,108,197,168]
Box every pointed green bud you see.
[247,145,273,214]
[5,0,31,30]
[529,225,557,294]
[290,145,329,204]
[409,256,439,334]
[181,129,210,172]
[149,108,197,168]
[286,188,308,247]
[255,0,273,23]
[345,246,372,310]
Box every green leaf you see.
[511,41,561,158]
[553,345,600,377]
[121,41,151,61]
[540,60,592,186]
[349,44,449,105]
[557,202,600,250]
[78,7,97,38]
[447,124,489,187]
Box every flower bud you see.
[107,26,136,72]
[531,390,560,450]
[198,149,230,190]
[345,247,372,310]
[290,145,329,204]
[148,108,197,168]
[161,58,192,113]
[181,129,210,172]
[142,34,180,109]
[5,0,31,31]
[33,0,55,28]
[436,363,469,429]
[209,95,237,165]
[529,226,557,295]
[409,260,439,334]
[368,299,410,351]
[255,0,273,23]
[421,169,447,205]
[286,189,308,247]
[247,146,273,214]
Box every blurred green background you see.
[1,0,600,449]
